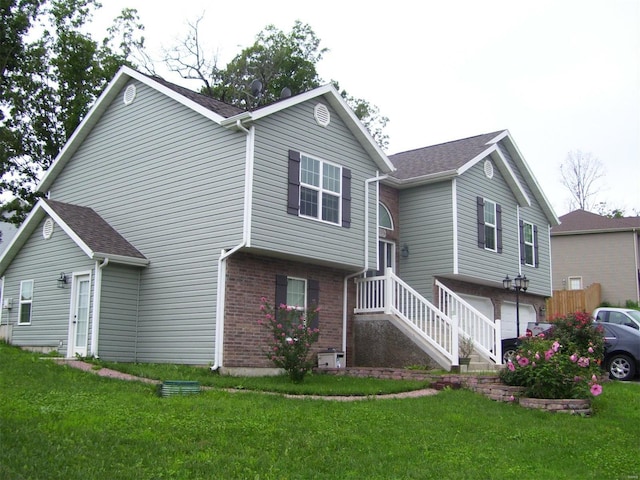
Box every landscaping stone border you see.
[317,366,592,415]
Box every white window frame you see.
[286,277,307,311]
[18,280,34,325]
[299,154,342,225]
[523,221,535,267]
[483,199,497,252]
[568,276,583,290]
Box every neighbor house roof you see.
[552,209,640,235]
[0,199,148,276]
[386,130,560,226]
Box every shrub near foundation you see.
[499,311,605,399]
[258,297,320,383]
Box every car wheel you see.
[607,354,636,381]
[503,347,518,364]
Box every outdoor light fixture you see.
[57,272,68,288]
[401,244,409,258]
[503,274,529,337]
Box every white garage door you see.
[501,302,536,339]
[458,294,494,322]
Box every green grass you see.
[1,342,639,479]
[92,359,432,395]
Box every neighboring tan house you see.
[0,66,558,372]
[551,209,640,306]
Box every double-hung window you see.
[275,274,320,329]
[520,220,539,267]
[288,150,351,227]
[300,154,341,224]
[19,280,34,325]
[476,197,502,253]
[484,200,497,251]
[286,277,307,310]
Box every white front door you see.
[69,275,91,357]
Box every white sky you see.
[95,0,640,216]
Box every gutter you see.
[211,120,254,371]
[90,258,109,357]
[342,173,388,358]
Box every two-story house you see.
[0,67,558,372]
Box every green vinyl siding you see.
[398,181,454,301]
[456,158,520,284]
[48,80,247,364]
[250,100,379,271]
[98,265,140,361]
[3,217,95,355]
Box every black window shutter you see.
[342,168,351,228]
[307,279,320,330]
[476,196,485,248]
[519,220,525,265]
[275,274,288,311]
[496,203,503,253]
[533,225,539,268]
[287,150,300,215]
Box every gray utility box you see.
[317,351,345,369]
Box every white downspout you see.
[211,120,254,371]
[90,258,109,357]
[342,173,388,359]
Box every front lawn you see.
[1,343,638,479]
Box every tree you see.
[559,150,605,211]
[164,19,389,149]
[0,0,144,225]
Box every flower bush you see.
[499,311,605,399]
[258,297,320,383]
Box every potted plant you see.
[459,334,474,366]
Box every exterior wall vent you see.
[484,159,494,179]
[314,103,330,127]
[42,218,54,239]
[123,84,137,105]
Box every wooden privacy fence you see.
[545,283,601,318]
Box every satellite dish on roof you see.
[250,79,263,98]
[280,87,292,99]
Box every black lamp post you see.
[503,274,529,337]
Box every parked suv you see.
[593,307,640,330]
[599,323,640,381]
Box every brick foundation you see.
[223,253,355,368]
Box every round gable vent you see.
[123,84,137,105]
[314,103,330,127]
[484,159,494,179]
[42,218,54,239]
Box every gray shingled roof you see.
[552,209,640,234]
[149,75,244,118]
[389,130,505,180]
[44,199,147,260]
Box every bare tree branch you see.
[559,150,605,211]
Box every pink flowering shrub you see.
[258,297,320,383]
[499,311,605,399]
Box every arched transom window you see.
[379,203,393,230]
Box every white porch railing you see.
[355,268,458,364]
[435,279,502,364]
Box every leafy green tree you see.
[0,0,144,225]
[166,20,389,149]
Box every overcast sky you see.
[96,0,640,217]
